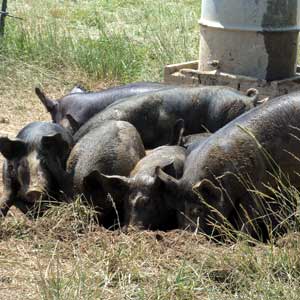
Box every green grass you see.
[0,0,200,89]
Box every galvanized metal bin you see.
[199,0,300,81]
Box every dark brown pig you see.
[100,145,186,230]
[179,132,212,154]
[45,120,146,228]
[74,86,260,148]
[35,82,171,133]
[0,122,73,217]
[156,92,300,240]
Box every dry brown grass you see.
[2,201,300,300]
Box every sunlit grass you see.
[0,0,200,90]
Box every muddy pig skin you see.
[48,120,146,227]
[156,92,300,239]
[35,82,171,133]
[180,132,212,154]
[74,86,260,148]
[100,145,186,230]
[0,122,73,217]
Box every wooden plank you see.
[164,60,300,98]
[164,60,198,76]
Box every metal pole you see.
[0,0,8,36]
[199,0,300,81]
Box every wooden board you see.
[164,60,300,99]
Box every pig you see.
[44,120,146,228]
[0,122,73,217]
[156,91,300,240]
[35,82,172,133]
[73,86,260,148]
[101,145,186,230]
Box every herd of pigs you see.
[1,81,300,240]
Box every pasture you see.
[1,1,300,299]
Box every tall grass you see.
[0,0,200,89]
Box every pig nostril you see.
[26,190,42,203]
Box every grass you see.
[1,0,300,299]
[0,174,300,299]
[2,202,300,300]
[0,0,200,90]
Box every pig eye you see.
[7,164,14,175]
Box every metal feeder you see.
[164,0,300,98]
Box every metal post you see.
[199,0,300,81]
[0,0,8,36]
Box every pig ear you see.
[41,133,71,157]
[246,88,260,106]
[155,167,181,209]
[193,179,222,207]
[161,160,183,179]
[169,119,185,145]
[99,173,130,193]
[156,166,178,188]
[66,114,80,132]
[83,170,102,193]
[35,87,57,112]
[0,137,28,160]
[83,171,130,195]
[161,161,176,177]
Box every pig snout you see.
[25,189,43,203]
